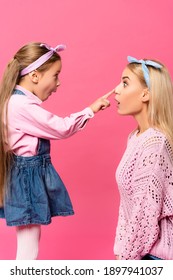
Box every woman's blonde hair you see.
[127,60,173,145]
[0,42,61,204]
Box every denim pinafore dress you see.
[0,90,74,226]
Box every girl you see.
[0,42,113,259]
[113,56,173,260]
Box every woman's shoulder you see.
[129,127,166,141]
[138,128,173,160]
[128,127,170,152]
[142,128,168,146]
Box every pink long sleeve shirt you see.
[7,85,94,156]
[114,128,173,260]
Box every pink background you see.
[0,0,172,259]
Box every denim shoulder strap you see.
[13,89,26,96]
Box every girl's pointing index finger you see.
[103,89,115,99]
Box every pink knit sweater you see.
[114,128,173,260]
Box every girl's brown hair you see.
[0,42,61,205]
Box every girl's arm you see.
[10,90,114,140]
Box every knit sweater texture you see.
[114,128,173,260]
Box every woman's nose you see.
[115,85,121,95]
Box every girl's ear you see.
[28,70,39,84]
[142,88,150,102]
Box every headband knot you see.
[127,56,162,89]
[40,43,66,53]
[20,43,66,76]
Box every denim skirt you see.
[0,139,74,226]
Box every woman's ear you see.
[28,70,39,84]
[142,88,150,102]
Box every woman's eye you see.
[123,81,128,87]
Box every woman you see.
[114,56,173,260]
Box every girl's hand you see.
[89,89,115,113]
[115,255,120,260]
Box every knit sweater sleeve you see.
[116,133,173,259]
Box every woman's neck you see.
[134,109,150,136]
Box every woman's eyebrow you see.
[122,76,130,80]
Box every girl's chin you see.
[44,93,53,101]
